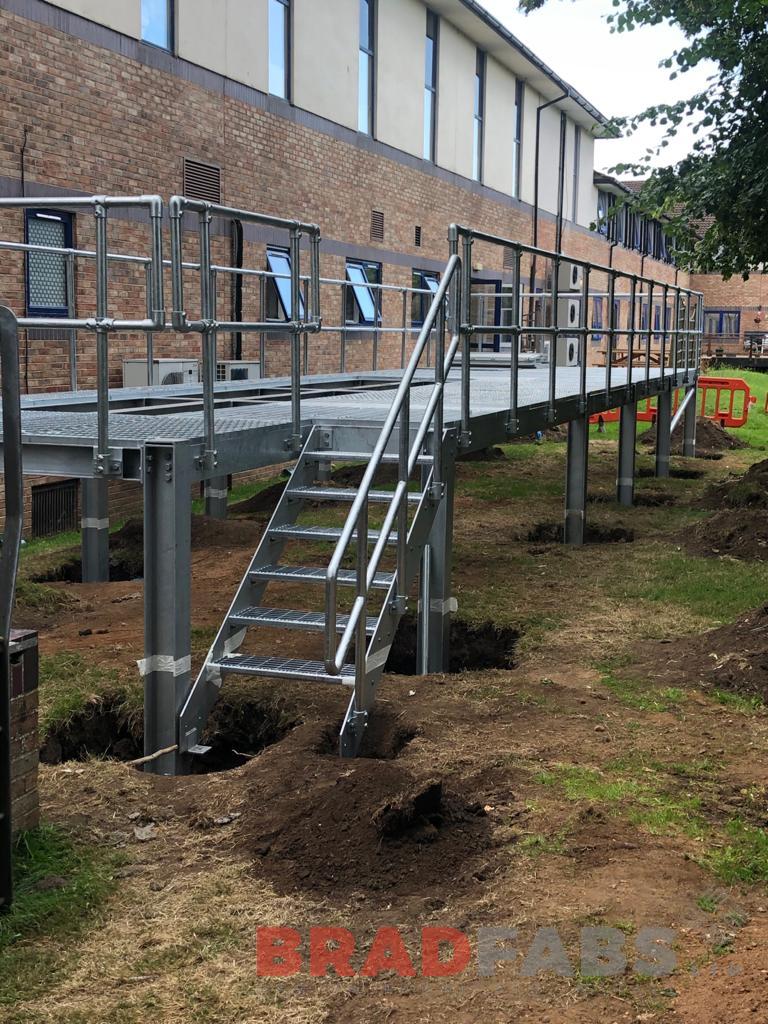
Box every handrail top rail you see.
[168,195,320,237]
[0,194,163,214]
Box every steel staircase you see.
[179,422,446,756]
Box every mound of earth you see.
[639,604,768,703]
[682,508,768,561]
[705,458,768,510]
[640,415,747,454]
[238,718,492,899]
[229,480,287,516]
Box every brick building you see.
[0,0,689,535]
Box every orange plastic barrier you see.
[590,377,755,429]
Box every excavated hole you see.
[316,709,419,759]
[527,522,635,544]
[373,779,488,844]
[31,553,143,584]
[40,695,298,773]
[385,614,520,675]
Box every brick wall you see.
[9,628,39,836]
[690,272,768,354]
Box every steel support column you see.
[655,391,673,478]
[417,441,457,673]
[616,403,637,507]
[204,476,228,519]
[142,445,191,776]
[565,415,589,545]
[80,478,109,583]
[682,384,697,458]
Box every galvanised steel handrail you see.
[323,253,462,679]
[169,196,322,458]
[0,306,23,911]
[450,223,704,433]
[0,195,165,473]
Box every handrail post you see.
[605,271,616,401]
[353,499,369,729]
[145,262,155,385]
[0,307,23,912]
[460,231,473,446]
[627,276,637,402]
[645,281,653,388]
[548,256,559,422]
[579,265,590,413]
[309,230,321,325]
[93,202,111,475]
[507,248,521,433]
[66,252,77,391]
[397,391,410,610]
[400,288,408,369]
[340,282,347,373]
[289,226,302,451]
[433,294,446,489]
[199,206,217,470]
[259,274,267,377]
[660,284,669,379]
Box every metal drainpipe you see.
[555,111,567,255]
[529,91,569,327]
[231,220,243,360]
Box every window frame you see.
[24,209,74,319]
[345,259,381,326]
[265,246,304,321]
[703,310,741,337]
[591,295,603,342]
[268,0,291,101]
[472,48,486,182]
[411,268,440,328]
[423,9,439,162]
[141,0,174,51]
[358,0,376,136]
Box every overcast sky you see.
[481,0,713,173]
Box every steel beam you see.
[616,402,637,507]
[417,438,457,673]
[142,445,191,776]
[682,384,697,458]
[565,415,589,545]
[655,391,673,478]
[204,476,229,519]
[80,479,110,582]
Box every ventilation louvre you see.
[414,225,422,248]
[503,246,515,271]
[370,210,385,242]
[183,159,222,204]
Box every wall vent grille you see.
[183,159,222,204]
[370,210,385,242]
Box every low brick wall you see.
[9,629,39,836]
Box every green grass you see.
[14,578,72,614]
[600,671,687,713]
[697,893,720,913]
[518,831,569,857]
[0,826,119,1006]
[39,652,141,732]
[703,818,768,884]
[705,367,768,450]
[712,689,765,714]
[535,762,706,839]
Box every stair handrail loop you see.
[0,306,23,911]
[324,254,462,676]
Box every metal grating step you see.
[269,524,398,545]
[250,564,395,589]
[210,654,355,685]
[289,486,422,504]
[304,450,433,466]
[229,606,378,635]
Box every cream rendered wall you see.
[436,18,476,181]
[519,83,538,206]
[536,102,561,216]
[377,0,424,157]
[577,131,597,228]
[177,0,267,91]
[483,56,516,196]
[293,0,358,130]
[50,0,141,38]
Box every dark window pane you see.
[26,212,70,314]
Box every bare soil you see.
[705,456,768,509]
[640,416,748,455]
[10,437,768,1023]
[682,507,768,562]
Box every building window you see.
[358,0,375,135]
[472,49,486,182]
[571,126,581,222]
[346,259,381,325]
[265,247,304,320]
[411,269,440,326]
[141,0,173,49]
[31,479,78,538]
[596,190,614,236]
[424,10,438,161]
[25,210,73,317]
[591,296,603,342]
[703,310,740,337]
[268,0,290,100]
[512,79,523,199]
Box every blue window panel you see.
[25,210,73,317]
[347,262,378,323]
[266,248,304,319]
[591,296,603,342]
[268,0,289,99]
[141,0,172,49]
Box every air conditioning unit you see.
[557,296,581,331]
[556,336,580,367]
[557,261,583,293]
[123,358,200,388]
[216,360,261,382]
